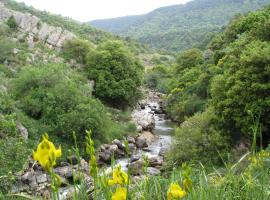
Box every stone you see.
[21,171,33,183]
[131,109,155,131]
[54,166,73,179]
[135,135,148,148]
[36,174,47,184]
[16,121,28,140]
[147,167,161,176]
[129,160,144,175]
[127,136,135,144]
[148,156,163,167]
[0,3,75,48]
[100,144,110,151]
[136,132,156,148]
[109,144,119,154]
[112,139,125,150]
[130,155,140,163]
[128,143,137,153]
[99,149,112,163]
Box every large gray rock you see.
[129,160,144,176]
[132,109,155,131]
[135,132,156,148]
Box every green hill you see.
[90,0,270,51]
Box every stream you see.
[113,93,175,172]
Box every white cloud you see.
[15,0,191,22]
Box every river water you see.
[113,100,175,172]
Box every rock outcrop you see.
[0,2,75,48]
[12,158,93,199]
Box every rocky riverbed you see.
[11,90,174,199]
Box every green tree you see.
[176,48,203,72]
[211,40,270,139]
[13,63,113,142]
[86,40,143,107]
[62,39,93,64]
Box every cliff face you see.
[0,2,75,48]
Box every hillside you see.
[91,0,270,51]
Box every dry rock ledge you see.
[12,91,171,199]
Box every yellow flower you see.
[167,183,186,200]
[183,178,192,191]
[33,134,61,172]
[108,166,128,186]
[111,187,127,200]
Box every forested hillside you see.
[91,0,270,51]
[1,0,270,199]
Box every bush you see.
[176,48,203,72]
[86,40,143,107]
[0,37,16,63]
[168,109,229,166]
[12,63,116,143]
[6,16,17,30]
[0,114,17,138]
[0,137,30,193]
[62,39,93,64]
[211,40,270,139]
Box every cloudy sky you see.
[15,0,192,22]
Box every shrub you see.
[211,40,270,140]
[86,40,143,107]
[0,114,17,138]
[6,16,17,30]
[0,37,16,63]
[168,109,229,166]
[0,137,30,193]
[62,39,93,64]
[12,63,115,143]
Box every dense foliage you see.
[152,5,270,165]
[91,0,270,52]
[86,40,143,106]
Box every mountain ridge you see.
[90,0,270,51]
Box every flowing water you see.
[113,99,175,172]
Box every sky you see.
[15,0,192,22]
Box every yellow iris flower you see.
[33,134,62,172]
[167,183,187,200]
[111,187,127,200]
[108,166,128,186]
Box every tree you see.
[211,40,270,139]
[13,63,112,142]
[176,48,203,72]
[62,39,93,64]
[86,40,143,107]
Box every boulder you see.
[148,156,163,167]
[132,110,155,131]
[99,149,112,163]
[129,160,144,176]
[147,167,161,176]
[109,144,119,154]
[127,136,135,144]
[112,139,125,150]
[54,166,73,179]
[135,132,156,148]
